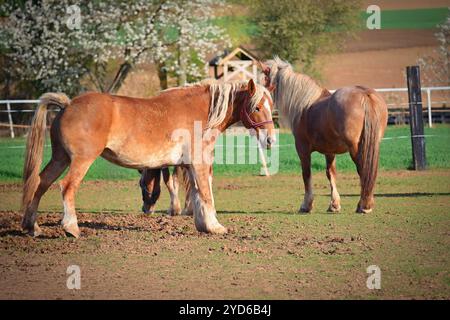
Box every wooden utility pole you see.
[406,66,426,170]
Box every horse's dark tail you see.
[358,92,382,202]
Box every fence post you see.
[6,101,15,138]
[426,88,432,128]
[406,66,426,170]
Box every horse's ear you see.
[258,61,270,74]
[248,78,256,97]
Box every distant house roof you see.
[209,46,260,66]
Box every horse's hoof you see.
[327,204,341,213]
[299,207,311,214]
[198,222,228,235]
[142,205,155,215]
[63,223,80,239]
[23,222,42,237]
[181,208,194,216]
[167,206,181,216]
[356,207,372,214]
[208,224,228,235]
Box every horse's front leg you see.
[163,167,182,216]
[297,147,314,213]
[187,163,227,234]
[325,154,341,212]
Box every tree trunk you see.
[107,62,132,94]
[3,74,10,99]
[157,62,168,90]
[177,43,187,86]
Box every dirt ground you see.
[1,170,449,299]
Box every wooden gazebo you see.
[208,47,260,84]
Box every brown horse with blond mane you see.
[21,79,274,238]
[260,57,387,214]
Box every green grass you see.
[1,170,449,299]
[214,7,449,43]
[214,15,259,44]
[0,125,449,181]
[361,7,449,30]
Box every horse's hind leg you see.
[349,145,373,214]
[59,156,95,238]
[325,154,341,212]
[297,148,314,213]
[22,154,69,236]
[163,167,181,216]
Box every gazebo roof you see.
[209,46,259,66]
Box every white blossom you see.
[0,0,230,94]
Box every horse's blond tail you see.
[358,94,381,200]
[22,93,70,212]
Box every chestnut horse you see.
[21,79,274,238]
[260,57,387,213]
[139,79,276,216]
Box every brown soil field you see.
[318,28,441,88]
[341,29,438,52]
[318,45,437,89]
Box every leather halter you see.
[239,95,273,129]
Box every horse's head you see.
[240,79,276,149]
[259,57,291,91]
[259,61,273,89]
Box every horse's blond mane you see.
[162,80,271,130]
[207,82,270,129]
[265,57,323,130]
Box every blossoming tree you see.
[0,0,229,97]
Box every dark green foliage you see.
[249,0,361,73]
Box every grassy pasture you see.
[0,125,449,181]
[215,7,449,43]
[361,7,450,30]
[0,124,449,299]
[0,169,449,299]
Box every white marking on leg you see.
[189,168,225,233]
[208,174,214,207]
[62,200,77,227]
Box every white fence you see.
[1,86,450,138]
